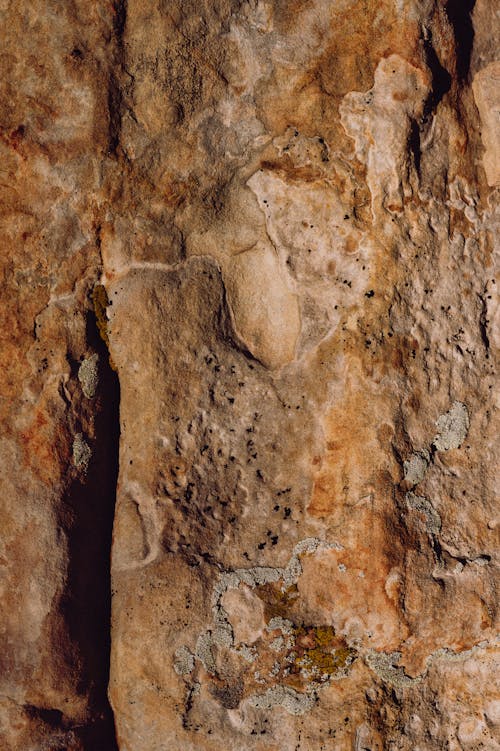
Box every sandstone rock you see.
[0,2,120,747]
[1,1,498,750]
[472,61,500,186]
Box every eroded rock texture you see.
[1,1,499,749]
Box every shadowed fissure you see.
[62,306,120,749]
[445,0,476,81]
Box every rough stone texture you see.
[0,4,120,748]
[1,1,499,750]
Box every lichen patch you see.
[178,539,355,715]
[433,402,470,451]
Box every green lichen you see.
[301,646,356,673]
[312,625,335,648]
[292,625,356,678]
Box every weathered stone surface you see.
[0,2,120,748]
[1,1,499,750]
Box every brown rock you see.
[1,1,498,749]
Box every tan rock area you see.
[1,1,499,749]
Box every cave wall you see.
[1,1,498,749]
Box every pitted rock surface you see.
[1,1,499,750]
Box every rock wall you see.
[1,1,498,750]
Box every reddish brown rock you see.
[0,2,120,748]
[1,1,498,750]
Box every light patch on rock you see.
[223,243,301,370]
[355,722,378,751]
[403,449,430,486]
[433,402,470,451]
[247,685,316,715]
[406,492,442,534]
[340,54,428,216]
[222,584,266,644]
[484,699,500,727]
[457,716,490,746]
[78,353,99,398]
[366,651,421,687]
[472,61,500,187]
[173,646,195,676]
[246,167,373,354]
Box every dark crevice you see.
[408,118,421,176]
[422,31,452,117]
[478,292,490,354]
[24,705,64,729]
[60,306,120,750]
[430,534,444,566]
[113,0,128,38]
[445,0,476,81]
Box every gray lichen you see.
[281,538,343,588]
[195,632,217,674]
[405,492,442,534]
[365,651,421,687]
[181,536,344,713]
[205,538,342,661]
[266,616,294,635]
[72,433,91,472]
[269,636,285,652]
[367,639,499,690]
[173,646,195,676]
[78,353,99,398]
[247,685,317,715]
[236,644,257,663]
[433,401,469,451]
[403,449,430,486]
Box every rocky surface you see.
[1,1,499,749]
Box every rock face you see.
[1,1,499,750]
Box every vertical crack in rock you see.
[445,0,476,81]
[422,29,452,117]
[61,304,120,749]
[407,118,422,177]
